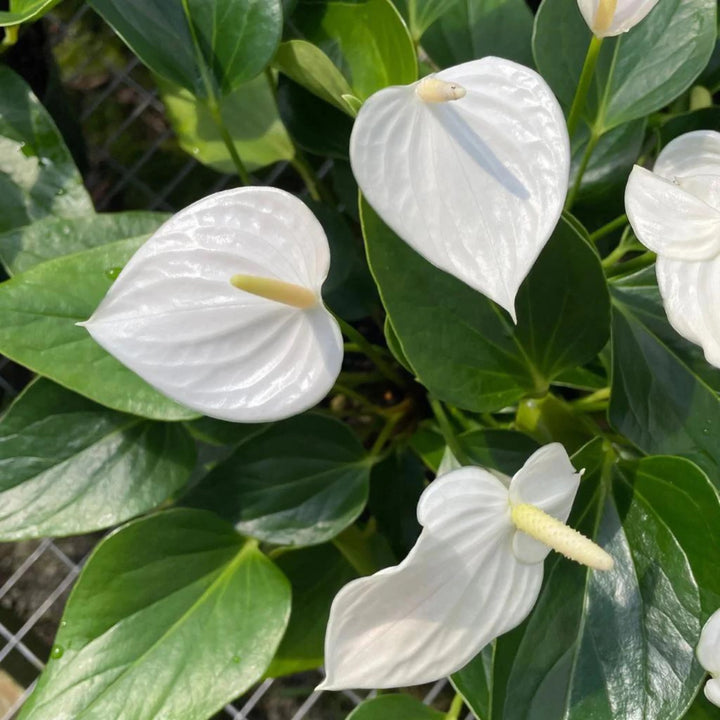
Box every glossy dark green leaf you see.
[185,416,268,448]
[0,378,195,540]
[363,200,610,412]
[347,694,444,719]
[18,510,291,720]
[276,76,354,159]
[500,443,720,720]
[458,429,539,475]
[267,543,356,677]
[0,0,60,26]
[422,0,534,68]
[184,414,371,546]
[0,211,166,276]
[409,423,446,472]
[659,107,720,146]
[158,73,295,174]
[610,270,720,480]
[385,316,413,373]
[0,65,92,234]
[0,238,197,420]
[533,0,716,132]
[88,0,283,97]
[291,0,417,101]
[684,692,720,719]
[368,449,426,558]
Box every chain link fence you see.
[0,3,468,718]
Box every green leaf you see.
[0,378,195,540]
[267,543,356,677]
[184,414,371,546]
[0,238,197,421]
[277,75,354,159]
[402,0,456,40]
[0,211,167,276]
[291,0,418,101]
[368,449,426,558]
[422,0,534,68]
[452,645,494,720]
[533,0,717,132]
[384,316,413,373]
[684,691,720,719]
[0,65,92,234]
[458,428,539,475]
[0,0,60,26]
[18,510,291,720]
[362,199,610,412]
[499,443,720,720]
[158,73,295,174]
[409,422,446,472]
[659,106,720,146]
[88,0,283,97]
[347,694,444,719]
[610,270,720,481]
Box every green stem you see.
[445,693,465,720]
[565,131,600,211]
[589,214,628,243]
[604,251,656,278]
[209,99,251,184]
[332,383,387,416]
[290,154,323,202]
[566,35,604,140]
[2,25,19,48]
[370,412,402,455]
[430,398,470,466]
[336,316,405,387]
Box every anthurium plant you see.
[1,0,720,718]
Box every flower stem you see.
[589,214,628,243]
[604,250,656,278]
[370,411,403,455]
[336,316,405,387]
[565,130,600,211]
[445,693,465,720]
[430,398,470,466]
[208,99,252,185]
[566,35,604,140]
[290,152,323,203]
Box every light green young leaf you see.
[0,211,167,276]
[0,238,197,420]
[184,414,371,546]
[158,73,295,174]
[0,0,60,26]
[533,0,716,132]
[0,379,195,540]
[88,0,283,97]
[0,65,92,234]
[290,0,417,101]
[18,510,291,720]
[347,695,444,719]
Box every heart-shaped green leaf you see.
[0,238,197,420]
[184,414,371,546]
[0,66,92,234]
[363,200,610,412]
[18,510,291,720]
[0,378,195,540]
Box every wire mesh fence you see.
[0,4,468,718]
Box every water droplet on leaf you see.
[50,645,64,659]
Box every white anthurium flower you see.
[318,443,613,691]
[577,0,660,37]
[350,57,570,321]
[80,187,343,422]
[697,608,720,706]
[625,130,720,368]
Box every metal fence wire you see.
[0,3,472,719]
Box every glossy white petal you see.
[319,467,542,690]
[576,0,659,37]
[509,443,582,564]
[625,166,720,260]
[82,187,343,422]
[350,57,570,320]
[654,130,720,180]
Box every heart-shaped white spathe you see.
[698,608,720,707]
[350,57,570,321]
[576,0,660,37]
[81,187,343,422]
[625,130,720,368]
